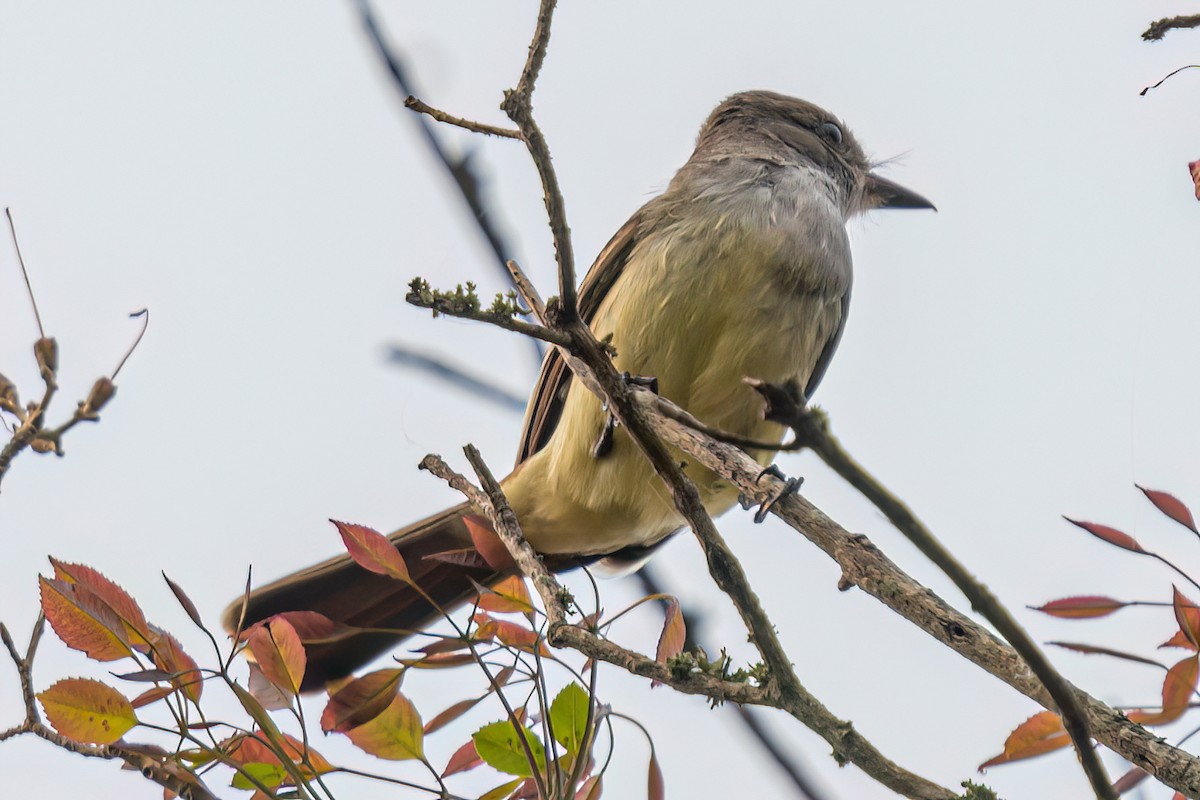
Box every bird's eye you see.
[818,122,843,145]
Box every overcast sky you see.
[2,3,1199,799]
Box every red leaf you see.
[224,732,334,778]
[148,626,204,702]
[1063,518,1144,553]
[1173,586,1200,649]
[1161,630,1197,650]
[979,711,1070,769]
[40,577,133,662]
[130,686,174,709]
[320,668,404,733]
[239,610,357,646]
[1128,654,1200,725]
[50,559,152,650]
[424,697,484,735]
[653,597,686,687]
[1190,160,1200,202]
[1033,596,1128,619]
[442,740,484,777]
[463,514,517,572]
[648,751,664,800]
[247,618,306,695]
[1047,641,1166,669]
[1137,486,1199,535]
[575,775,602,800]
[332,519,410,582]
[1111,766,1149,793]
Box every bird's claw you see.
[751,465,803,523]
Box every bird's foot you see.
[594,373,660,458]
[745,464,804,523]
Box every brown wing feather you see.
[515,213,643,464]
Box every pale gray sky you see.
[2,2,1198,799]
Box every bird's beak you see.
[865,173,936,211]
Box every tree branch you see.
[1143,15,1200,41]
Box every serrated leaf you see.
[1137,485,1199,535]
[149,627,204,702]
[248,618,306,695]
[463,514,517,571]
[332,519,411,582]
[38,677,138,745]
[343,692,425,760]
[473,719,546,777]
[1032,596,1127,619]
[550,683,590,755]
[321,668,403,733]
[40,576,133,662]
[441,740,483,777]
[50,559,152,650]
[1063,517,1144,553]
[978,711,1069,769]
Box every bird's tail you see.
[222,501,501,691]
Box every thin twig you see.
[403,96,521,140]
[6,208,45,338]
[790,410,1117,796]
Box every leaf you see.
[648,751,664,800]
[162,573,204,628]
[1047,641,1166,669]
[442,740,483,777]
[130,686,175,709]
[332,519,411,582]
[1128,654,1200,725]
[978,711,1069,769]
[40,576,133,662]
[478,575,534,614]
[231,762,288,791]
[1032,596,1127,619]
[550,683,590,755]
[38,677,138,745]
[1111,766,1149,793]
[1137,485,1199,535]
[343,692,425,760]
[321,668,404,733]
[463,514,517,571]
[1161,630,1197,650]
[653,597,686,686]
[149,627,204,702]
[50,558,152,650]
[247,618,306,695]
[479,778,524,800]
[473,719,547,777]
[225,733,334,788]
[576,775,603,800]
[424,696,485,735]
[1173,586,1200,650]
[248,662,293,711]
[1063,517,1145,553]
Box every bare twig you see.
[403,96,521,140]
[0,618,221,800]
[1140,65,1200,96]
[420,452,957,800]
[1143,15,1200,41]
[789,409,1114,798]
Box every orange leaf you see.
[463,514,517,572]
[424,697,485,735]
[247,618,306,695]
[1063,517,1144,553]
[979,711,1070,769]
[131,685,174,709]
[442,740,483,777]
[1173,586,1200,650]
[1161,630,1197,650]
[343,692,425,761]
[575,775,602,800]
[648,751,664,800]
[149,627,204,702]
[40,576,134,662]
[38,677,138,745]
[1137,486,1199,535]
[50,559,152,650]
[1033,596,1127,619]
[321,668,404,733]
[654,597,686,685]
[225,732,334,780]
[1130,654,1200,725]
[1191,160,1200,201]
[332,520,411,582]
[478,576,534,614]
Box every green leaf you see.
[479,777,524,800]
[37,677,138,745]
[549,683,590,755]
[231,762,288,790]
[473,719,546,777]
[344,692,425,761]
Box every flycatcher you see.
[224,91,934,688]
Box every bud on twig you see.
[34,337,57,380]
[83,377,116,415]
[0,374,18,415]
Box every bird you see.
[223,91,934,690]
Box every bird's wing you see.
[803,289,850,401]
[515,212,643,465]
